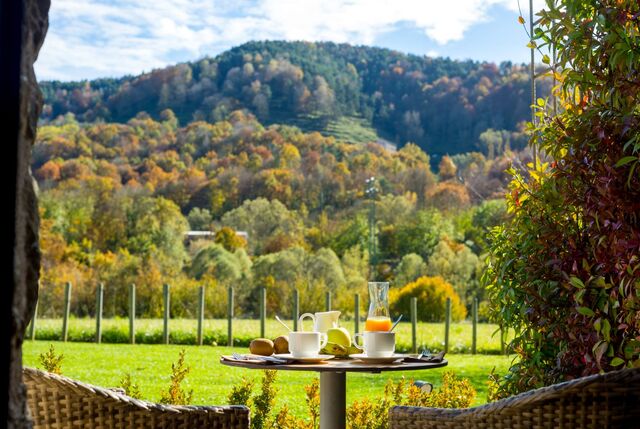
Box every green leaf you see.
[624,340,640,359]
[593,340,608,363]
[615,156,638,167]
[628,162,637,188]
[623,136,638,152]
[569,276,585,289]
[578,307,595,317]
[611,357,625,367]
[542,54,551,64]
[602,319,611,342]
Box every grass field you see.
[32,318,510,354]
[279,113,381,144]
[23,341,514,418]
[323,116,380,143]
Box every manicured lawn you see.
[23,341,513,418]
[32,318,510,353]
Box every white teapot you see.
[298,311,341,333]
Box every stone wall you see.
[8,0,49,427]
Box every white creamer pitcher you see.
[298,311,341,333]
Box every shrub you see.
[119,373,141,399]
[346,372,476,428]
[270,378,319,429]
[159,349,193,405]
[228,370,279,429]
[251,370,278,429]
[303,378,320,428]
[420,371,476,408]
[485,0,640,397]
[39,344,64,374]
[228,376,254,407]
[390,276,466,322]
[242,372,477,429]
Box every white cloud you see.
[36,0,547,81]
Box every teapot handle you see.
[298,313,315,332]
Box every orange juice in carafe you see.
[365,316,392,331]
[365,282,391,331]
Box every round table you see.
[220,357,448,429]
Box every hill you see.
[34,109,518,317]
[39,41,548,157]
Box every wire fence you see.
[29,282,506,354]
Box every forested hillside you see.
[40,41,548,157]
[34,110,523,319]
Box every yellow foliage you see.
[390,276,466,322]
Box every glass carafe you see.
[365,282,391,331]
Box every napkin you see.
[402,351,446,363]
[221,354,287,365]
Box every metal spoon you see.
[275,315,292,332]
[390,314,403,331]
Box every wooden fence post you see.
[129,284,136,344]
[325,291,332,311]
[411,297,417,354]
[29,299,38,340]
[260,287,266,338]
[95,283,104,344]
[292,288,299,331]
[163,283,170,344]
[444,297,451,354]
[472,298,478,355]
[62,282,72,342]
[197,285,205,346]
[228,287,234,347]
[354,294,360,334]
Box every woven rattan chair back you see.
[390,367,640,429]
[24,367,249,429]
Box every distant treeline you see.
[40,40,549,157]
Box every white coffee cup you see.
[288,331,328,358]
[354,331,395,357]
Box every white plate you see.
[350,353,405,364]
[273,353,334,363]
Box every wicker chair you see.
[23,367,250,429]
[389,367,640,429]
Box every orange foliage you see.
[35,160,61,182]
[427,182,470,212]
[438,155,457,180]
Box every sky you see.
[36,0,545,82]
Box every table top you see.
[220,356,448,374]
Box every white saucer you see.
[350,353,405,364]
[274,353,335,363]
